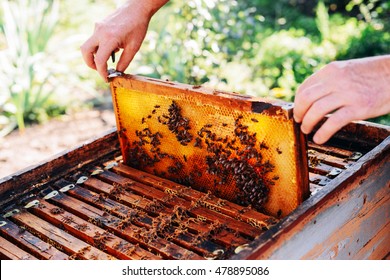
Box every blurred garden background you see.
[0,0,389,177]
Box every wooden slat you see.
[94,169,265,238]
[67,184,248,250]
[0,236,38,260]
[10,210,115,260]
[309,162,340,176]
[111,163,278,227]
[45,190,207,259]
[0,217,68,260]
[308,149,350,169]
[308,142,355,158]
[30,199,159,260]
[90,179,253,245]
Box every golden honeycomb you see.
[110,75,309,217]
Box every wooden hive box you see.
[0,76,388,260]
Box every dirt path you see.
[0,109,116,179]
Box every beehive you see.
[1,76,388,260]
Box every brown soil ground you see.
[0,108,116,179]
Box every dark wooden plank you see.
[331,120,390,147]
[45,190,207,259]
[95,169,265,238]
[66,183,248,250]
[0,236,38,260]
[10,210,115,260]
[308,142,355,158]
[30,199,160,260]
[110,164,278,229]
[0,217,68,260]
[308,149,350,169]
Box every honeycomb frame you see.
[110,75,309,218]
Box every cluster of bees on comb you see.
[120,100,279,212]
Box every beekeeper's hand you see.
[81,0,168,81]
[294,55,390,144]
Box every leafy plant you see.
[0,0,94,136]
[0,0,61,134]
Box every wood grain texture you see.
[0,217,68,260]
[0,236,38,260]
[10,210,115,260]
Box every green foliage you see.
[0,0,98,136]
[0,0,61,134]
[1,0,389,134]
[133,0,389,125]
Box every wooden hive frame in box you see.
[110,75,309,218]
[0,76,388,260]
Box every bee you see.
[251,118,259,123]
[259,142,269,150]
[92,193,107,203]
[93,231,113,249]
[61,215,74,224]
[74,223,89,232]
[50,207,64,215]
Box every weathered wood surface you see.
[0,217,68,260]
[0,236,38,260]
[30,199,161,260]
[232,135,390,260]
[43,188,202,259]
[10,210,115,260]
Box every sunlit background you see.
[0,0,389,175]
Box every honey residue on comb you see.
[119,99,278,212]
